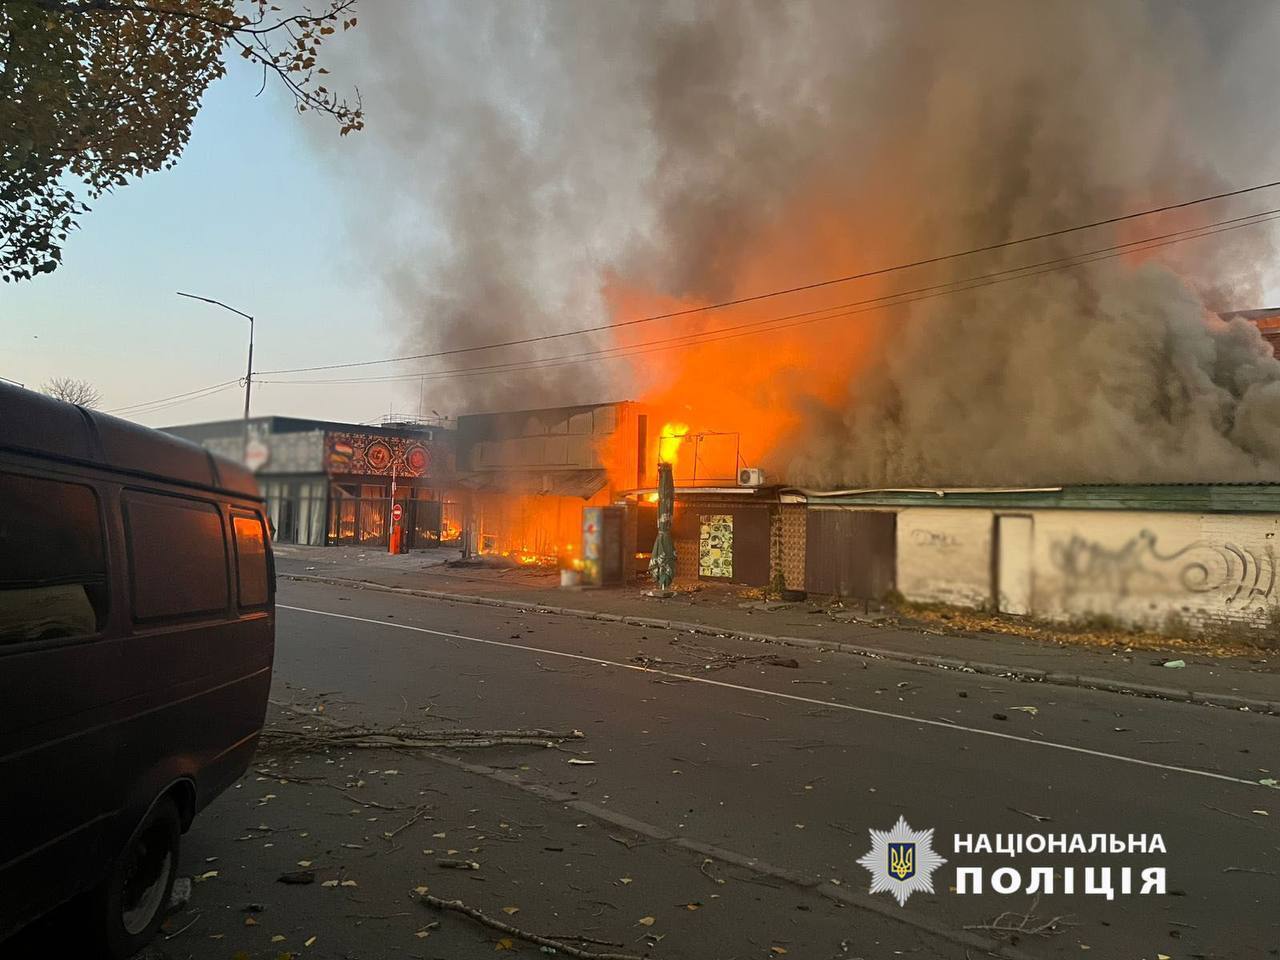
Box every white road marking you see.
[279,603,1264,789]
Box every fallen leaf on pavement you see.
[305,935,317,946]
[321,880,339,888]
[414,885,430,895]
[195,870,218,882]
[567,758,596,765]
[771,947,788,955]
[637,916,655,926]
[1009,706,1039,716]
[340,879,358,887]
[244,917,258,926]
[502,906,520,915]
[271,935,286,943]
[495,937,515,950]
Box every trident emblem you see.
[888,842,915,881]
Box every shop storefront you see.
[163,416,454,547]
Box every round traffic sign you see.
[391,503,403,522]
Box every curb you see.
[280,573,1279,716]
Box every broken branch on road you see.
[262,721,585,752]
[421,894,645,960]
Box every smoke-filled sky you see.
[7,0,1280,484]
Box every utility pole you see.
[177,291,255,459]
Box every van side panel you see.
[0,467,123,939]
[0,443,274,943]
[105,492,273,845]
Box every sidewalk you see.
[273,545,1280,715]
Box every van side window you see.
[231,512,269,608]
[0,471,107,645]
[123,491,228,621]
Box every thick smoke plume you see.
[337,0,1280,483]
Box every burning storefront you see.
[450,401,648,566]
[164,416,453,547]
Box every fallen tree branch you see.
[421,894,645,960]
[262,726,585,751]
[340,792,401,811]
[385,802,433,840]
[963,899,1075,940]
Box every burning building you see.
[450,401,647,565]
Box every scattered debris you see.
[1162,659,1187,669]
[422,894,644,960]
[1008,807,1053,823]
[162,912,201,941]
[168,877,193,911]
[1222,866,1280,877]
[964,899,1075,940]
[1009,706,1039,716]
[264,721,586,751]
[437,858,481,870]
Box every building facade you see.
[452,401,646,559]
[164,416,453,547]
[773,485,1280,639]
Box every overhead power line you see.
[107,378,242,416]
[256,205,1280,388]
[258,176,1280,377]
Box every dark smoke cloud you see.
[335,0,1280,482]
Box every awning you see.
[452,469,609,499]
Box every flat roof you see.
[789,483,1280,513]
[164,415,446,444]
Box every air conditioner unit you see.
[738,467,766,487]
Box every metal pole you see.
[176,291,255,462]
[244,315,254,422]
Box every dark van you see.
[0,383,274,957]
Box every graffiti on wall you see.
[1049,529,1276,611]
[910,528,961,550]
[699,514,733,578]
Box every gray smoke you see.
[335,0,1280,481]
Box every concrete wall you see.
[896,508,993,609]
[892,505,1279,636]
[1030,510,1279,635]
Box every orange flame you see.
[657,422,689,465]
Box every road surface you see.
[16,577,1278,959]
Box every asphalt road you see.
[15,578,1278,960]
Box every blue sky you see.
[0,60,406,429]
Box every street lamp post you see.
[177,291,255,458]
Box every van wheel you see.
[93,797,180,959]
